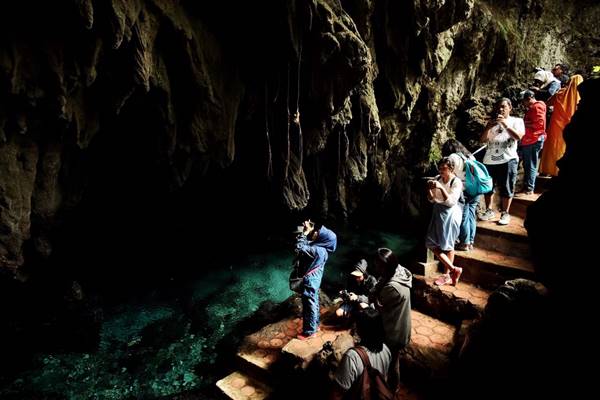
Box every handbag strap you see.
[353,346,372,369]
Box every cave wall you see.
[0,0,598,272]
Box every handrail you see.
[472,145,487,156]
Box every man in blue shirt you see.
[295,220,337,339]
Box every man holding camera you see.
[480,98,525,225]
[334,259,377,319]
[294,220,337,340]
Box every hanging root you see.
[343,124,349,160]
[265,83,273,178]
[296,36,303,167]
[285,62,291,180]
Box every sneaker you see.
[498,211,511,225]
[434,274,452,286]
[479,208,495,221]
[450,267,463,286]
[456,243,471,251]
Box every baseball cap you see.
[350,259,368,277]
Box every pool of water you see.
[1,228,416,399]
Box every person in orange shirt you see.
[539,75,584,176]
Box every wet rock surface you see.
[1,0,598,272]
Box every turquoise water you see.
[2,229,416,399]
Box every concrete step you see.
[454,247,535,288]
[235,317,298,382]
[216,371,272,400]
[475,215,530,258]
[401,310,458,387]
[236,315,351,380]
[534,175,553,192]
[222,309,454,399]
[481,192,540,219]
[281,324,352,370]
[411,275,491,324]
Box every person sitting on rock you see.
[329,307,392,400]
[334,259,377,319]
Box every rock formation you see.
[1,0,598,272]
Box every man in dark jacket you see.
[334,259,377,318]
[295,220,337,339]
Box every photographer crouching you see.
[333,259,377,319]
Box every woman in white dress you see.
[426,157,464,286]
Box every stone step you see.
[411,275,491,324]
[475,215,530,258]
[235,317,298,382]
[225,308,455,399]
[281,324,352,370]
[477,214,528,241]
[534,175,553,192]
[216,371,272,400]
[401,310,458,386]
[482,192,540,220]
[454,247,535,288]
[236,314,352,381]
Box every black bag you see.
[289,259,304,293]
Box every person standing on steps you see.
[516,90,547,196]
[551,63,570,88]
[539,74,583,177]
[529,69,561,102]
[442,139,480,251]
[480,98,525,226]
[295,220,337,340]
[426,157,464,286]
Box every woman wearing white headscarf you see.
[530,70,561,102]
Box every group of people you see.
[425,62,583,287]
[292,222,412,397]
[287,62,584,396]
[523,63,583,179]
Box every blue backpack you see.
[459,154,493,196]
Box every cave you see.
[0,0,598,399]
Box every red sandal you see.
[434,274,452,286]
[450,267,463,286]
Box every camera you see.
[339,290,353,302]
